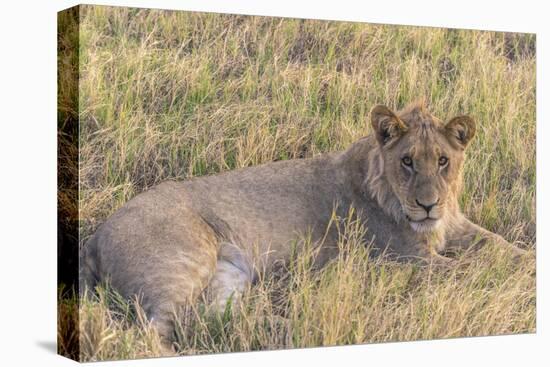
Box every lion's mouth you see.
[407,216,438,223]
[406,216,441,232]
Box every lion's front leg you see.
[444,216,527,258]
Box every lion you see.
[80,101,526,346]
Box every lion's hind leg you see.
[94,207,221,354]
[142,245,219,346]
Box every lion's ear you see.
[370,105,407,146]
[445,115,476,149]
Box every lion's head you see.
[367,101,476,233]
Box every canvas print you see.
[57,5,536,362]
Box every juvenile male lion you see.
[81,101,524,343]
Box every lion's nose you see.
[415,199,439,214]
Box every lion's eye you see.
[439,156,448,166]
[402,156,413,167]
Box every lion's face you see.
[371,103,476,232]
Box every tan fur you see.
[81,101,526,346]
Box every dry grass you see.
[58,5,536,361]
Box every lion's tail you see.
[79,234,100,299]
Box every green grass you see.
[60,5,535,361]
